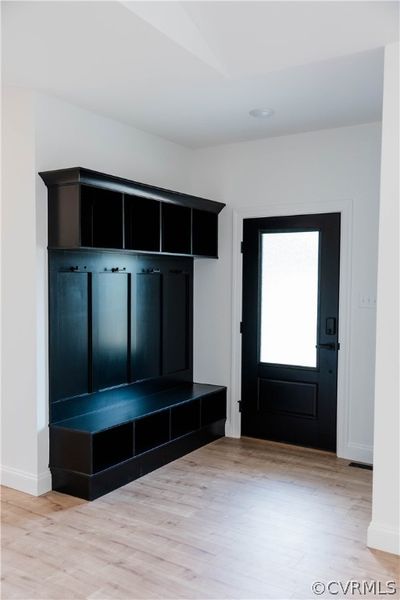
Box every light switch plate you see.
[359,294,377,308]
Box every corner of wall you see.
[367,521,400,556]
[368,41,400,556]
[338,442,373,465]
[1,465,51,496]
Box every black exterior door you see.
[241,213,340,451]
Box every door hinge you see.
[238,400,242,413]
[240,321,243,334]
[240,241,243,253]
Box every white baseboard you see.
[225,422,374,462]
[225,420,240,438]
[338,441,373,465]
[368,521,400,555]
[1,465,51,496]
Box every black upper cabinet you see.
[40,167,224,257]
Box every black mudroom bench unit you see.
[40,167,226,500]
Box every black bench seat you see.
[52,383,226,434]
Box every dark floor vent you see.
[349,461,373,470]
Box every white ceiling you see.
[2,1,398,147]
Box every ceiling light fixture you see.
[249,107,274,119]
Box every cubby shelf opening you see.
[81,186,123,249]
[192,209,218,257]
[92,423,133,472]
[135,411,170,455]
[125,195,160,252]
[201,391,227,427]
[162,204,192,255]
[171,400,201,439]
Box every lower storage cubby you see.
[201,391,227,426]
[171,400,200,439]
[135,411,170,455]
[93,423,134,472]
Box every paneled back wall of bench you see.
[49,250,194,414]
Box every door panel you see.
[258,378,317,418]
[241,213,340,451]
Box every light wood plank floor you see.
[1,438,399,599]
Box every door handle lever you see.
[316,343,338,351]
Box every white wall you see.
[1,88,383,493]
[1,88,43,492]
[34,94,193,188]
[1,88,193,494]
[367,43,400,556]
[190,122,382,463]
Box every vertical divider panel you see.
[51,271,90,401]
[88,271,94,393]
[159,202,163,255]
[122,194,126,250]
[92,272,130,391]
[127,271,132,382]
[163,272,189,375]
[160,270,164,376]
[132,272,162,381]
[132,421,136,457]
[190,208,193,256]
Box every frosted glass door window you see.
[260,231,319,367]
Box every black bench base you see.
[51,420,225,500]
